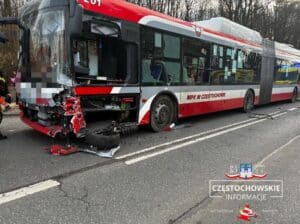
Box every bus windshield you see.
[21,8,72,86]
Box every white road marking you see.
[255,134,300,168]
[288,107,297,111]
[0,180,60,206]
[117,111,282,160]
[125,112,287,165]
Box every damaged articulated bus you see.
[1,0,300,148]
[16,0,145,147]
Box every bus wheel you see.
[243,90,254,113]
[291,88,298,103]
[150,95,175,132]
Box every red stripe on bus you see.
[77,0,191,27]
[140,111,150,125]
[73,87,113,96]
[36,98,49,105]
[271,93,292,102]
[139,92,293,125]
[21,113,56,137]
[179,98,244,118]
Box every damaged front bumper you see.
[20,111,63,137]
[19,96,87,138]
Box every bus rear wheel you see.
[291,88,298,103]
[243,90,254,113]
[150,95,175,132]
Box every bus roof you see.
[193,17,263,45]
[77,0,262,48]
[77,0,300,62]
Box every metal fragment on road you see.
[80,146,121,158]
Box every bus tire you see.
[150,95,175,132]
[85,132,120,150]
[290,88,298,103]
[243,90,254,113]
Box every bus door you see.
[71,20,139,85]
[181,38,212,117]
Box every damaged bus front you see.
[17,0,140,143]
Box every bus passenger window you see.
[141,28,181,85]
[155,33,162,48]
[163,61,181,84]
[183,56,198,84]
[182,38,210,85]
[163,34,180,59]
[88,41,98,76]
[73,40,88,68]
[73,40,90,77]
[100,38,138,84]
[274,60,298,85]
[142,59,164,84]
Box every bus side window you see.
[182,38,210,85]
[73,40,90,77]
[274,60,298,85]
[73,40,88,68]
[141,28,181,85]
[243,52,261,84]
[142,59,155,83]
[88,41,98,77]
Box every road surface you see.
[0,101,299,223]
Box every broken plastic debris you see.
[80,146,121,158]
[164,123,176,131]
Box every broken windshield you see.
[21,8,72,86]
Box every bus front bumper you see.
[20,111,63,138]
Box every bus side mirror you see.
[69,3,83,36]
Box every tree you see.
[218,0,267,28]
[273,0,300,48]
[0,0,20,79]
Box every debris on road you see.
[44,145,78,156]
[80,146,121,158]
[45,143,121,158]
[164,123,176,131]
[164,123,192,132]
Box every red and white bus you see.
[6,0,300,144]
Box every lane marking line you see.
[255,134,300,168]
[0,180,60,206]
[288,107,297,111]
[117,111,282,160]
[125,112,287,165]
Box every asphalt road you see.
[0,101,299,224]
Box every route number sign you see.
[83,0,101,7]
